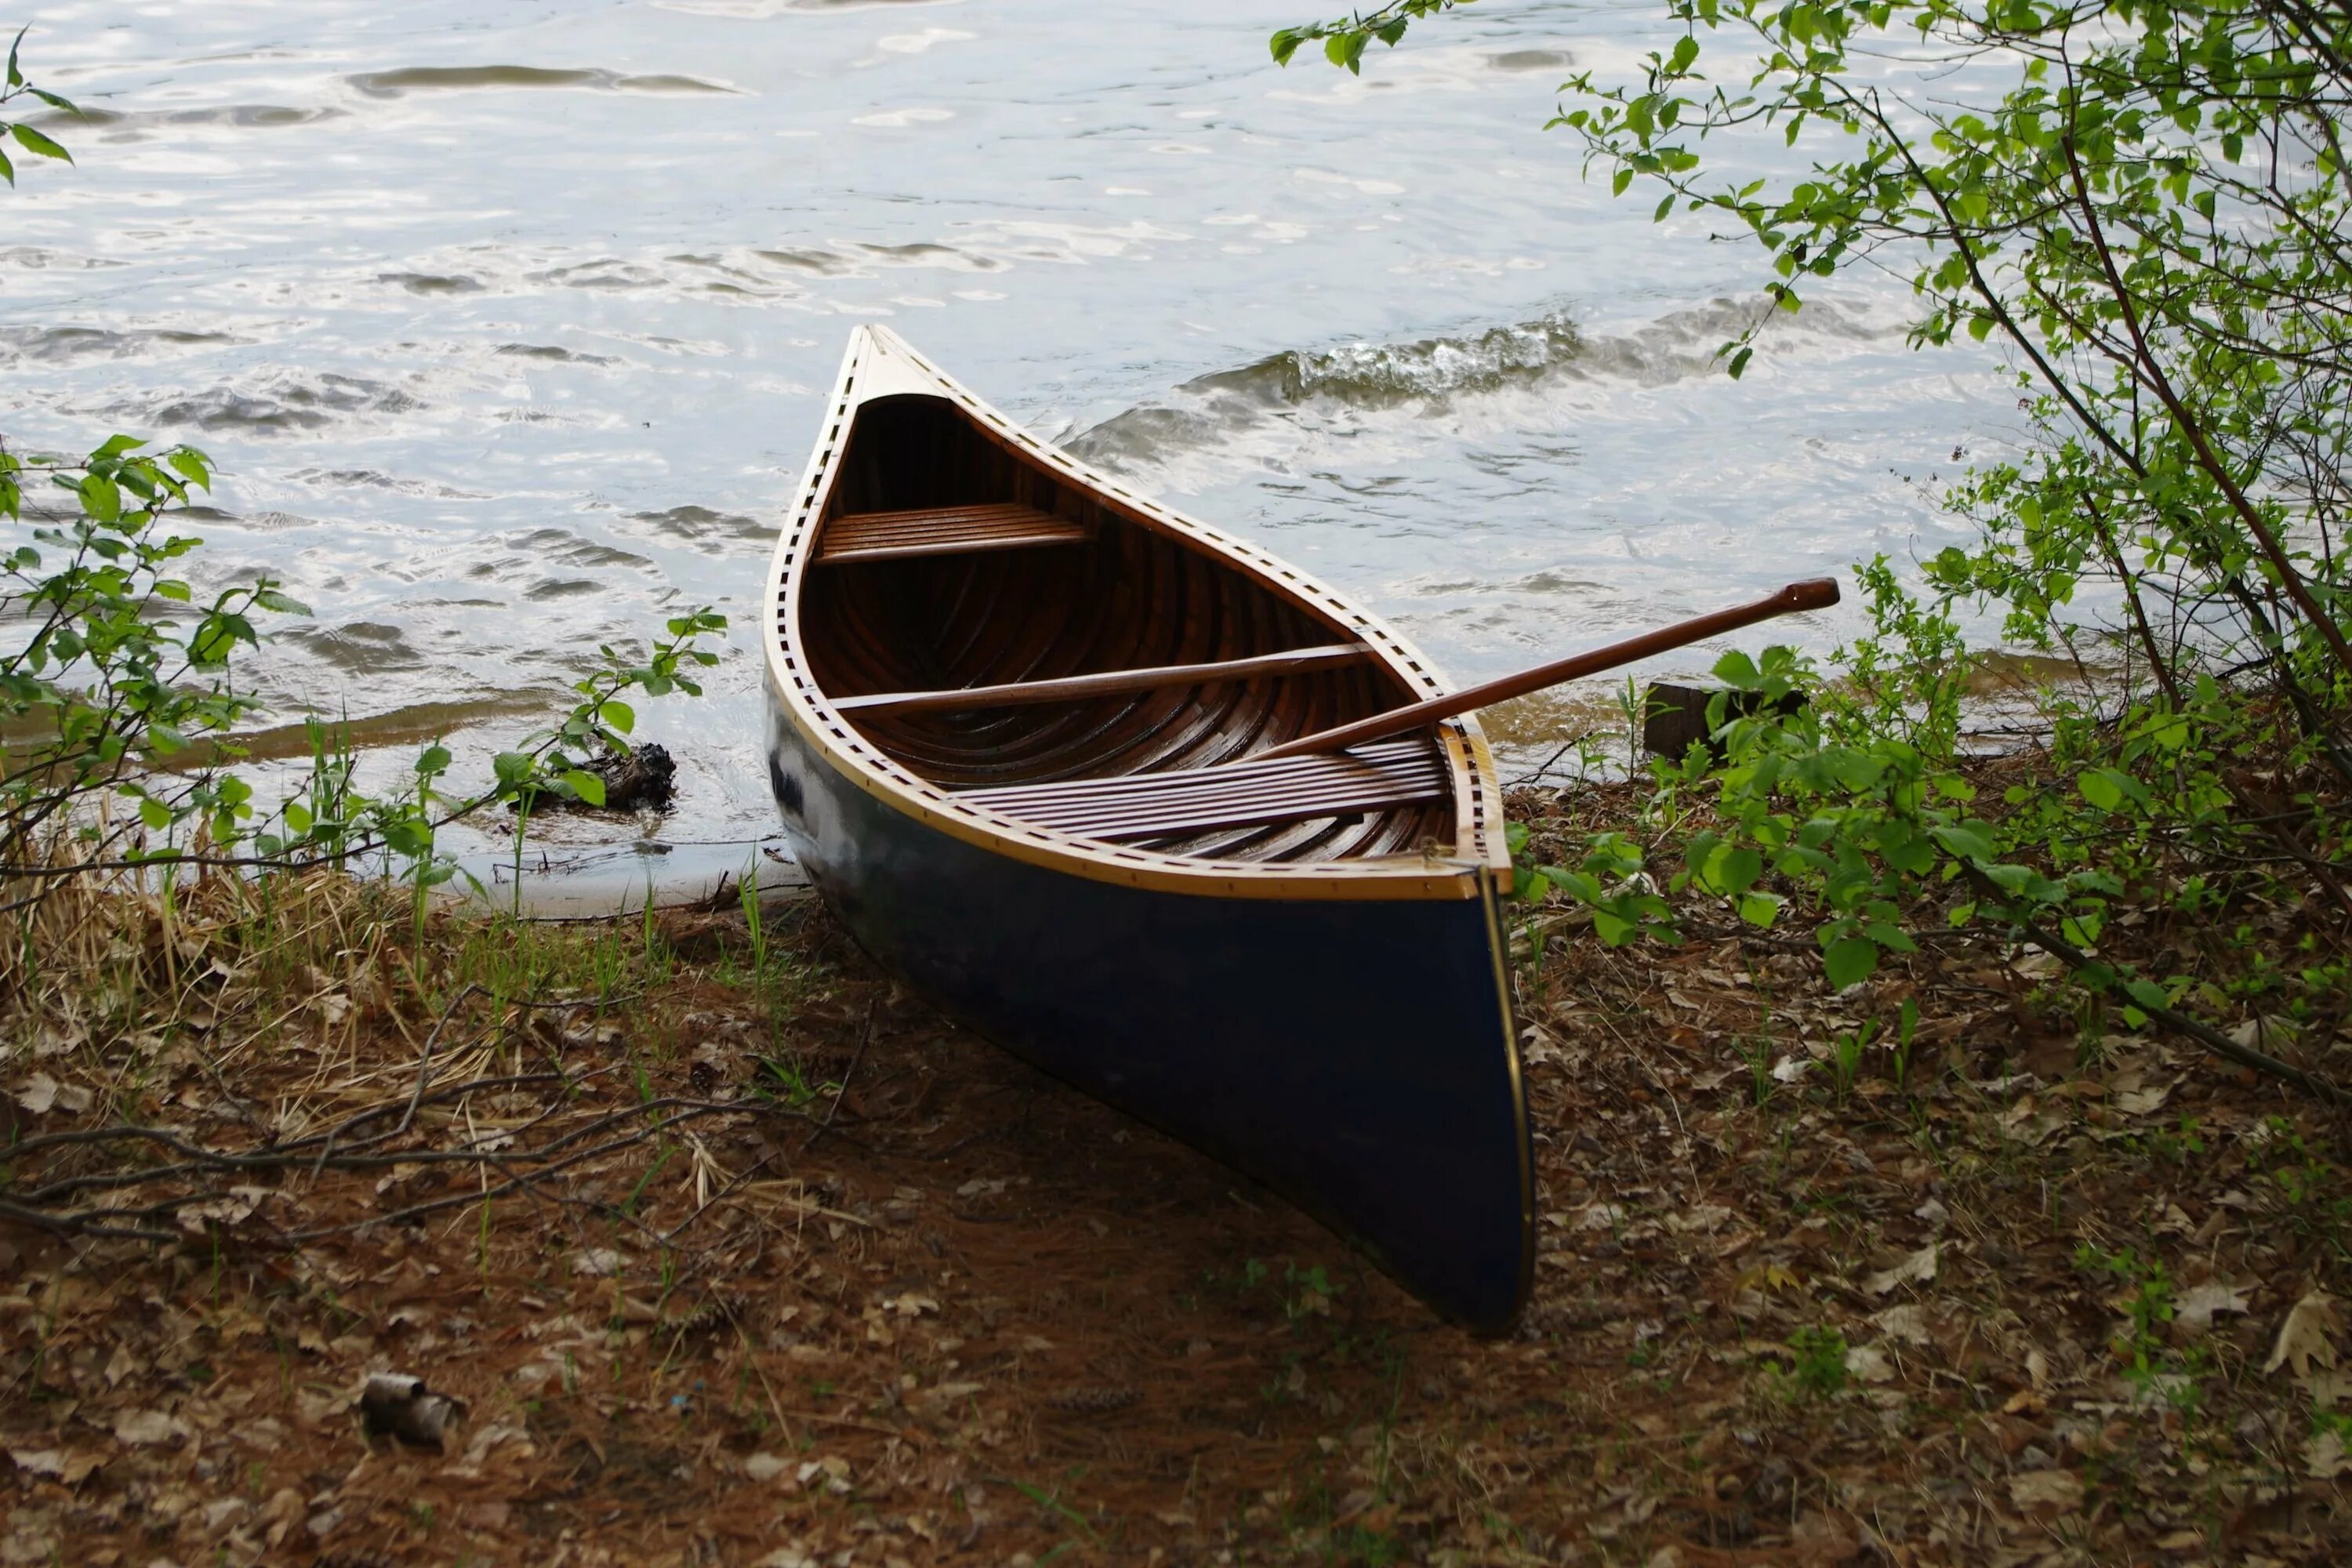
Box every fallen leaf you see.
[1871,1304,1931,1346]
[745,1452,791,1483]
[1864,1243,1938,1297]
[1734,1263,1803,1295]
[2007,1468,2082,1512]
[2230,1014,2300,1051]
[4,1449,96,1484]
[2265,1290,2343,1380]
[452,1418,533,1473]
[2305,1431,2352,1480]
[111,1410,186,1447]
[11,1074,58,1115]
[571,1247,626,1278]
[2176,1280,2251,1333]
[1843,1344,1895,1384]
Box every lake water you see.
[2,0,2011,900]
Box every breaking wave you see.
[1069,296,1899,472]
[1188,312,1583,409]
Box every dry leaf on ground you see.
[2176,1279,2252,1332]
[2266,1290,2343,1379]
[1843,1344,1896,1384]
[1871,1303,1932,1345]
[109,1410,183,1447]
[2008,1469,2083,1512]
[1863,1242,1937,1297]
[2307,1431,2352,1480]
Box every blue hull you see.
[768,702,1533,1331]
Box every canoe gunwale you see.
[763,326,1515,905]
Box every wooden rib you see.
[815,503,1086,565]
[960,739,1445,843]
[791,390,1461,864]
[834,644,1370,716]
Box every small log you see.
[1641,682,1806,760]
[513,742,678,815]
[358,1372,464,1450]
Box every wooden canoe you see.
[762,326,1532,1330]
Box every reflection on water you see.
[0,0,2012,891]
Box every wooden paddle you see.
[1258,577,1842,760]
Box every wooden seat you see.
[814,503,1086,565]
[834,643,1371,717]
[957,739,1447,843]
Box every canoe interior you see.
[798,392,1457,864]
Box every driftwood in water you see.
[514,742,677,815]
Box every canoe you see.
[761,326,1532,1331]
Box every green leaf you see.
[9,122,71,162]
[78,473,121,524]
[599,698,636,735]
[492,750,535,786]
[416,744,452,775]
[1711,648,1760,686]
[2123,978,2169,1013]
[1822,936,1878,989]
[1928,822,1995,862]
[565,769,607,808]
[384,821,434,858]
[2076,769,2122,811]
[139,796,172,831]
[1737,891,1784,928]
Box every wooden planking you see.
[833,643,1372,717]
[958,739,1446,843]
[788,390,1483,869]
[815,502,1085,565]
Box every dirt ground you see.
[5,786,2351,1566]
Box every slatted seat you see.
[815,503,1086,565]
[957,739,1447,844]
[834,643,1371,717]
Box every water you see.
[1,0,2013,898]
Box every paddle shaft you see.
[1258,577,1842,760]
